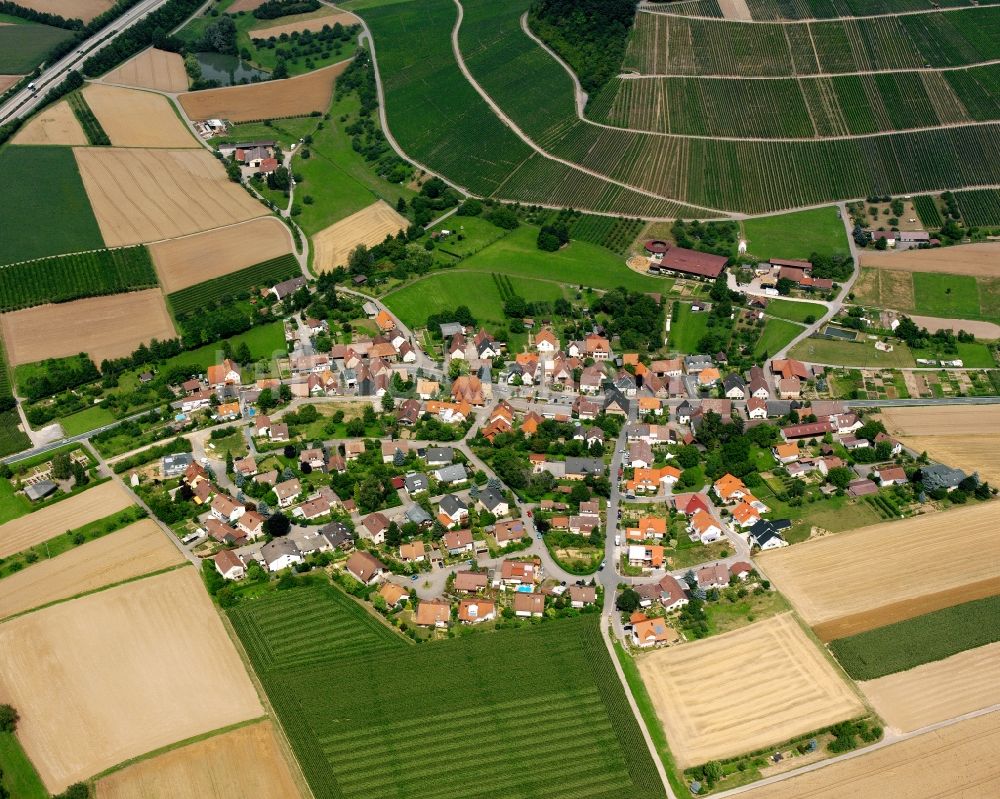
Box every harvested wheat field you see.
[228,0,265,9]
[12,100,87,145]
[313,200,409,272]
[757,503,1000,637]
[74,147,266,246]
[0,568,263,792]
[861,242,1000,276]
[0,481,133,560]
[860,642,1000,733]
[100,48,188,93]
[150,216,292,292]
[95,721,302,799]
[178,61,346,122]
[1,290,176,366]
[742,710,1000,798]
[0,76,20,94]
[0,519,183,620]
[82,84,196,148]
[250,10,360,38]
[17,0,112,22]
[637,614,863,768]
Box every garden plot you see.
[0,481,133,559]
[82,84,197,148]
[100,48,188,93]
[178,62,346,122]
[0,519,183,620]
[150,216,293,292]
[73,147,267,246]
[95,721,302,799]
[756,503,1000,639]
[0,290,176,366]
[11,100,87,145]
[637,613,863,768]
[312,200,409,272]
[0,568,262,792]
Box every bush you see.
[0,704,17,732]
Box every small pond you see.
[194,52,269,86]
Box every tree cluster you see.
[253,0,320,19]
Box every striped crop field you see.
[167,253,301,317]
[0,246,158,312]
[913,194,944,228]
[229,583,663,799]
[647,0,1000,19]
[954,188,1000,226]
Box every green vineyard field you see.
[954,188,1000,226]
[167,253,301,317]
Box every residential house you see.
[627,544,665,569]
[697,563,730,590]
[627,466,680,495]
[628,440,654,469]
[499,558,541,588]
[722,373,746,399]
[261,538,303,572]
[631,614,677,647]
[920,464,971,492]
[773,442,801,464]
[361,512,390,544]
[319,521,353,551]
[417,379,440,400]
[492,519,525,546]
[569,586,597,608]
[274,479,302,509]
[658,575,689,611]
[299,448,325,472]
[478,486,509,516]
[453,570,489,593]
[730,561,753,581]
[381,440,411,464]
[396,398,422,426]
[210,493,246,523]
[162,453,193,478]
[233,455,257,478]
[399,541,426,563]
[269,423,289,442]
[297,497,331,521]
[876,466,908,487]
[345,550,388,585]
[237,511,265,541]
[458,598,496,624]
[425,446,454,466]
[688,509,722,543]
[434,463,468,485]
[626,515,667,542]
[344,440,365,461]
[748,519,790,550]
[746,397,767,419]
[404,472,430,496]
[438,494,469,529]
[579,365,605,394]
[451,375,485,405]
[442,528,474,555]
[214,550,245,581]
[207,359,241,388]
[730,501,761,528]
[513,592,545,617]
[569,514,601,535]
[379,583,409,607]
[564,457,604,480]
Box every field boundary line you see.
[639,3,998,22]
[618,57,1000,80]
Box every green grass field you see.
[753,318,802,358]
[669,303,710,354]
[743,207,849,261]
[0,147,104,266]
[856,268,1000,323]
[830,594,1000,680]
[911,272,982,319]
[764,299,821,323]
[0,410,31,458]
[425,216,510,260]
[162,321,286,373]
[229,582,664,799]
[168,253,301,317]
[0,22,73,73]
[461,225,670,292]
[790,336,917,367]
[0,731,47,799]
[0,478,31,525]
[58,404,117,437]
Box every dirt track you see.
[95,721,302,799]
[0,290,177,366]
[757,503,1000,632]
[0,482,133,559]
[100,48,188,93]
[150,217,293,293]
[0,568,263,792]
[178,61,346,122]
[861,642,1000,733]
[11,100,86,145]
[860,242,1000,276]
[82,84,197,148]
[0,519,183,620]
[74,147,267,246]
[312,200,408,272]
[637,614,862,768]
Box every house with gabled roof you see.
[458,598,496,624]
[346,551,388,585]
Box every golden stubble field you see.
[82,84,197,148]
[0,481,133,559]
[150,216,293,292]
[11,100,87,145]
[250,9,360,37]
[95,721,303,799]
[860,242,1000,276]
[741,711,1000,798]
[860,642,1000,733]
[0,519,183,620]
[312,200,409,272]
[637,614,864,768]
[0,290,177,366]
[757,503,1000,638]
[0,568,263,792]
[178,61,346,122]
[74,146,267,246]
[100,48,189,93]
[17,0,112,22]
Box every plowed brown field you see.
[757,503,1000,634]
[11,100,87,145]
[150,216,293,292]
[0,481,133,559]
[0,290,177,366]
[313,200,408,272]
[0,568,263,792]
[18,0,111,22]
[178,61,346,122]
[861,242,1000,276]
[100,48,188,93]
[637,614,863,768]
[742,711,1000,798]
[74,147,267,246]
[0,519,183,620]
[82,84,197,148]
[95,721,303,799]
[0,76,20,94]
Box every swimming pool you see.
[516,585,533,593]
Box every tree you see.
[51,453,71,480]
[257,388,275,412]
[615,588,641,613]
[355,475,385,512]
[570,483,591,504]
[776,277,795,295]
[279,383,292,402]
[236,342,252,364]
[225,450,234,474]
[0,704,18,733]
[71,460,88,487]
[381,392,394,412]
[826,466,853,489]
[265,512,290,537]
[267,165,291,192]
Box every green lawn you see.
[911,272,983,319]
[765,299,822,323]
[911,341,997,368]
[705,591,790,637]
[754,481,884,544]
[789,336,916,367]
[296,92,416,237]
[241,9,359,75]
[0,478,31,525]
[58,404,117,437]
[0,732,47,799]
[0,22,73,73]
[0,147,104,266]
[161,322,286,374]
[669,303,709,354]
[743,206,849,261]
[461,225,671,292]
[425,216,511,261]
[753,318,802,359]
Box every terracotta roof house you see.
[458,598,496,624]
[346,551,388,585]
[214,549,245,581]
[513,592,545,617]
[379,583,409,606]
[415,599,451,627]
[453,570,489,593]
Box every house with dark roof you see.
[748,519,791,551]
[920,464,972,492]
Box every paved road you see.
[0,0,171,123]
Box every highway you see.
[0,0,170,124]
